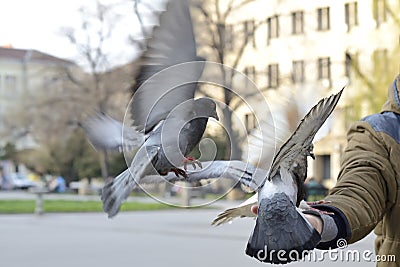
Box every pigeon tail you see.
[211,204,254,226]
[101,146,159,218]
[212,194,258,226]
[245,193,320,264]
[101,169,135,218]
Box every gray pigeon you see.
[83,0,218,218]
[245,88,344,264]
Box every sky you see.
[0,0,162,67]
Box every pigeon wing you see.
[82,112,144,151]
[141,160,266,191]
[130,0,204,133]
[266,88,344,182]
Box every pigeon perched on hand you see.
[82,0,218,218]
[244,88,343,264]
[162,88,342,263]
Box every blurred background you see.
[0,0,398,266]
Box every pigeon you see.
[82,0,218,218]
[244,88,344,264]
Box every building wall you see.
[197,0,399,187]
[0,48,75,149]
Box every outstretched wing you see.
[81,112,144,151]
[266,88,344,182]
[141,160,267,191]
[131,0,204,133]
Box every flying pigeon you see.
[244,88,344,264]
[82,0,218,218]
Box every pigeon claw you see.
[306,200,331,205]
[306,200,334,215]
[183,156,202,171]
[170,168,188,179]
[308,207,334,215]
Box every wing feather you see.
[267,88,344,181]
[130,0,203,132]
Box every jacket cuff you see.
[311,204,351,250]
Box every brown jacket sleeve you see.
[324,121,397,243]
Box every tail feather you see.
[101,146,159,218]
[212,194,258,226]
[101,169,136,218]
[245,193,320,264]
[211,205,254,226]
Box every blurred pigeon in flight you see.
[244,88,344,264]
[82,0,218,218]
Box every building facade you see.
[0,46,76,149]
[195,0,399,188]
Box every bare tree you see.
[347,0,400,119]
[60,1,133,180]
[129,0,159,49]
[191,0,263,160]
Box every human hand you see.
[250,205,323,234]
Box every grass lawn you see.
[0,199,176,214]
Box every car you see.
[9,173,37,190]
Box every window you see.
[315,155,331,180]
[292,11,304,34]
[317,7,330,31]
[244,113,256,133]
[345,52,359,84]
[292,60,305,84]
[345,52,353,79]
[267,64,279,88]
[243,20,256,48]
[345,2,358,31]
[374,0,387,27]
[4,75,17,97]
[244,66,256,82]
[317,57,331,84]
[267,15,279,43]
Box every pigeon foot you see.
[170,168,188,179]
[183,156,202,170]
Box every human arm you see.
[304,120,397,249]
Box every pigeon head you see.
[194,98,219,121]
